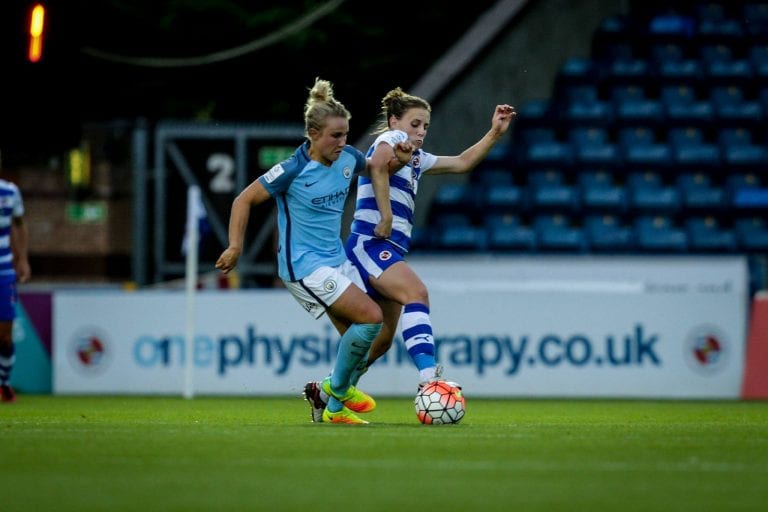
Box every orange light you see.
[28,3,46,63]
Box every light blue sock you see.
[326,323,381,413]
[349,354,370,387]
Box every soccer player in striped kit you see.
[0,150,31,403]
[304,88,515,421]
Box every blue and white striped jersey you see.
[0,179,24,282]
[258,141,366,282]
[350,130,438,252]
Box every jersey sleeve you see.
[343,145,367,175]
[366,130,408,158]
[257,146,305,194]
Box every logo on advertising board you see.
[684,325,728,375]
[68,328,112,375]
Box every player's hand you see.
[492,104,517,133]
[374,217,393,239]
[215,247,241,274]
[393,141,413,167]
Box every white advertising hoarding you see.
[54,256,748,399]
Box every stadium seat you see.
[657,59,703,87]
[533,214,586,252]
[668,126,721,169]
[649,43,687,65]
[721,141,768,170]
[735,216,768,252]
[556,57,600,88]
[516,99,552,129]
[435,224,487,252]
[474,167,515,188]
[661,85,714,125]
[622,141,673,170]
[482,184,525,215]
[428,183,481,224]
[628,171,680,213]
[485,215,536,252]
[611,85,665,126]
[710,86,764,127]
[751,48,768,82]
[527,169,579,212]
[579,170,627,213]
[568,127,621,167]
[563,98,615,126]
[606,58,649,86]
[697,18,745,48]
[635,215,689,252]
[685,216,738,252]
[584,214,635,252]
[677,172,727,211]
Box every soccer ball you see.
[414,380,466,425]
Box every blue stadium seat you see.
[732,187,768,211]
[435,225,487,252]
[710,86,764,127]
[579,171,627,213]
[611,85,665,126]
[657,59,703,86]
[429,183,481,223]
[672,144,722,171]
[718,127,754,147]
[474,167,515,188]
[721,141,768,170]
[628,171,680,213]
[735,216,768,252]
[521,140,574,168]
[606,58,649,86]
[697,18,745,46]
[557,57,600,88]
[661,85,714,125]
[528,170,578,212]
[584,214,635,252]
[482,184,525,215]
[685,216,738,252]
[533,214,586,252]
[649,43,686,65]
[516,99,552,129]
[750,45,768,80]
[568,127,621,167]
[563,98,615,126]
[622,141,673,170]
[635,215,689,252]
[677,172,726,211]
[485,215,536,252]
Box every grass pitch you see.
[2,396,767,512]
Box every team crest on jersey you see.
[262,164,285,183]
[378,250,392,261]
[323,278,337,292]
[343,166,352,178]
[411,154,421,168]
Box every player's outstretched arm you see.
[215,180,271,274]
[428,104,516,175]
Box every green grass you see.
[2,396,767,512]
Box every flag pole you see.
[183,185,200,399]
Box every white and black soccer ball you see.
[414,380,466,425]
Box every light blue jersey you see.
[258,141,366,282]
[350,130,438,252]
[0,180,24,283]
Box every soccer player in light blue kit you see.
[304,88,515,421]
[0,149,31,403]
[216,78,412,424]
